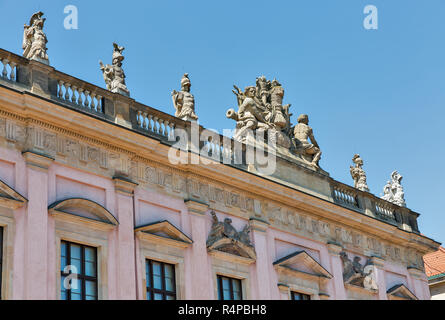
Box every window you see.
[0,227,3,299]
[291,291,311,300]
[145,259,176,300]
[217,275,242,300]
[60,241,98,300]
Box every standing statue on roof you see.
[22,11,49,64]
[350,154,370,192]
[171,73,198,121]
[99,43,130,96]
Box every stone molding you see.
[113,176,138,196]
[249,217,270,232]
[22,150,54,171]
[184,199,209,215]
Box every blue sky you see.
[1,0,444,245]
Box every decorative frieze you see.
[0,114,428,269]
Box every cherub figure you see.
[22,11,49,63]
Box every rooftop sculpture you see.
[99,43,130,97]
[22,11,49,64]
[381,171,406,207]
[171,73,198,121]
[226,76,323,169]
[350,154,370,192]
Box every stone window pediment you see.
[135,220,193,248]
[273,250,333,280]
[48,198,118,228]
[386,284,418,300]
[206,211,256,263]
[0,178,27,209]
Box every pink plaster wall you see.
[0,147,433,300]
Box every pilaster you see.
[22,151,53,299]
[113,176,138,299]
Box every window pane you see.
[61,256,67,271]
[86,280,96,297]
[154,293,163,300]
[61,242,67,258]
[71,258,82,274]
[232,279,242,300]
[84,247,96,262]
[70,244,81,260]
[152,262,162,289]
[61,276,67,300]
[71,292,81,300]
[166,294,175,300]
[164,264,174,291]
[146,291,151,300]
[85,261,96,277]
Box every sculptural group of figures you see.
[226,76,322,168]
[340,251,378,291]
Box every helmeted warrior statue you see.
[292,114,322,168]
[381,170,406,207]
[99,43,130,96]
[171,73,198,121]
[22,11,49,64]
[350,154,370,192]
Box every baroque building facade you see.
[0,13,440,300]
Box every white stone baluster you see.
[58,80,64,98]
[2,59,9,78]
[9,62,16,81]
[64,83,71,100]
[90,93,96,111]
[71,86,77,103]
[153,117,159,134]
[84,90,90,108]
[168,123,175,140]
[147,114,153,131]
[137,111,142,126]
[96,95,103,112]
[163,120,169,136]
[77,88,84,106]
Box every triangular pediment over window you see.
[135,220,193,248]
[0,178,27,209]
[386,284,418,300]
[48,198,119,228]
[273,250,333,280]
